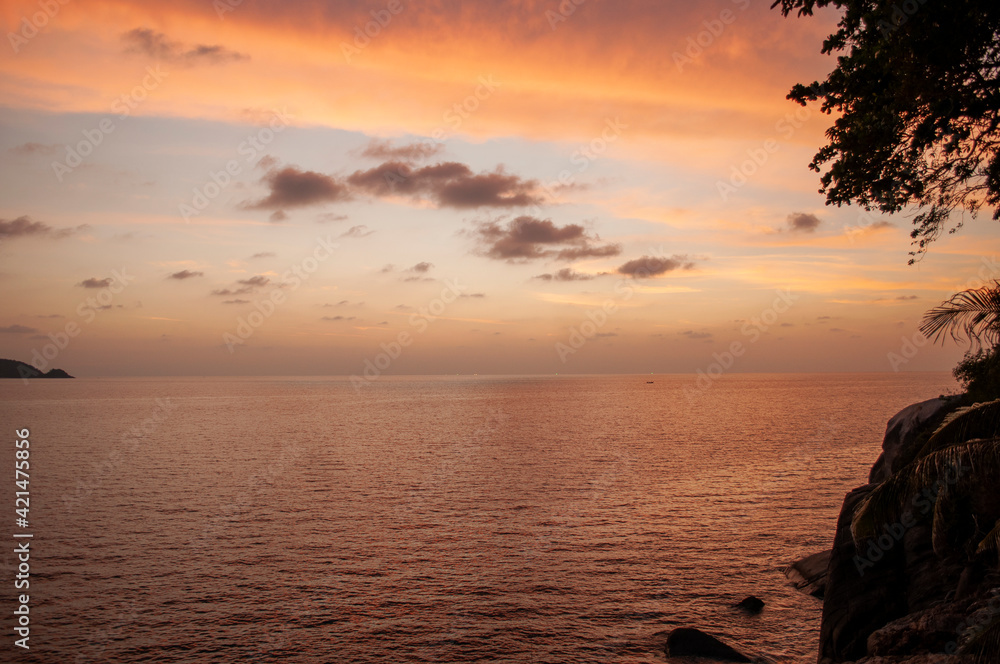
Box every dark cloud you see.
[35,314,63,319]
[533,268,595,281]
[167,270,203,280]
[246,167,352,210]
[360,139,443,162]
[381,264,395,273]
[222,299,250,305]
[896,295,918,300]
[251,252,275,259]
[787,212,821,233]
[122,28,248,65]
[78,277,112,289]
[269,210,288,223]
[212,276,268,296]
[348,161,543,209]
[408,262,433,273]
[9,143,58,156]
[340,225,375,238]
[460,292,486,298]
[681,330,713,340]
[0,324,39,334]
[616,255,693,278]
[472,216,620,262]
[316,213,348,223]
[321,315,356,321]
[0,216,85,241]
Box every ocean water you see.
[0,372,958,663]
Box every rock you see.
[818,484,909,663]
[869,398,954,483]
[784,549,831,598]
[665,627,752,662]
[818,484,963,661]
[733,596,764,613]
[864,601,969,657]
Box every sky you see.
[0,0,996,377]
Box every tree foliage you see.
[920,281,1000,349]
[773,0,1000,262]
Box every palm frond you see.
[915,399,1000,460]
[959,614,1000,663]
[976,518,1000,555]
[919,282,1000,348]
[851,438,1000,548]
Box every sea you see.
[0,372,958,663]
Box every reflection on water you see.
[0,372,956,662]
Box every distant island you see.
[0,358,74,379]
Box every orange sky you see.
[0,0,994,376]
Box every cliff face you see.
[817,397,1000,663]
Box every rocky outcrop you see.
[868,398,954,484]
[785,549,832,598]
[817,397,999,663]
[665,627,752,661]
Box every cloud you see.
[167,270,203,280]
[896,294,918,300]
[471,216,620,262]
[321,315,356,321]
[0,324,39,334]
[250,252,275,259]
[222,299,250,305]
[348,161,543,209]
[360,139,443,162]
[460,292,486,298]
[408,262,433,273]
[787,212,821,233]
[256,155,279,171]
[78,277,112,289]
[269,210,288,223]
[246,167,352,210]
[316,213,348,223]
[533,268,595,281]
[616,254,693,278]
[340,225,375,238]
[681,330,713,340]
[0,216,85,241]
[122,28,248,66]
[9,143,58,156]
[212,275,269,296]
[381,264,395,273]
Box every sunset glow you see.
[2,0,994,376]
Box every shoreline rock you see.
[815,395,999,663]
[785,549,832,599]
[665,627,753,662]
